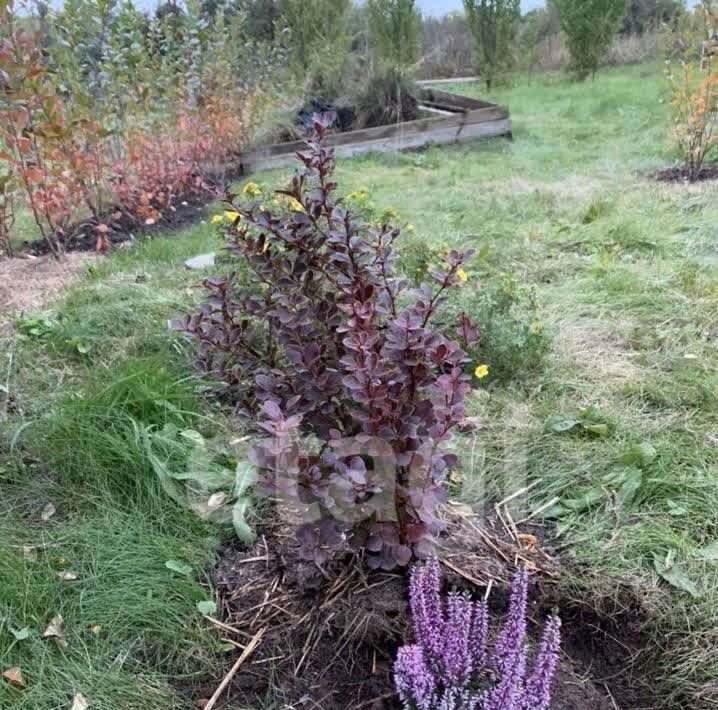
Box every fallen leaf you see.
[448,470,463,484]
[615,467,643,512]
[517,533,538,550]
[2,668,25,688]
[22,545,37,562]
[207,492,227,511]
[57,571,79,581]
[71,692,90,710]
[621,442,657,467]
[195,700,209,709]
[164,560,193,577]
[666,499,688,516]
[10,627,31,641]
[41,503,56,522]
[654,552,700,598]
[197,599,218,616]
[43,614,68,648]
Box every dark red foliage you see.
[173,115,475,569]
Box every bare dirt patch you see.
[0,253,99,326]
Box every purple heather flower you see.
[484,643,527,710]
[523,615,562,710]
[395,644,436,710]
[409,556,445,661]
[470,598,489,671]
[441,592,474,685]
[396,560,560,710]
[491,569,529,679]
[437,688,481,710]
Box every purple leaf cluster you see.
[173,115,479,569]
[395,559,561,710]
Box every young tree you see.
[280,0,351,100]
[367,0,422,71]
[662,2,718,180]
[463,0,521,91]
[553,0,627,80]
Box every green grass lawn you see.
[1,62,716,708]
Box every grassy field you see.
[1,62,717,708]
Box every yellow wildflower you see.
[474,364,489,379]
[224,211,240,222]
[242,181,262,197]
[457,268,468,282]
[406,224,415,233]
[211,214,224,224]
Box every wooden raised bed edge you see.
[241,88,511,174]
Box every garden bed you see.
[184,507,650,710]
[241,88,511,173]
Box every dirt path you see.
[0,253,100,327]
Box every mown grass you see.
[1,62,716,707]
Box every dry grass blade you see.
[204,627,266,710]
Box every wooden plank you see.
[417,87,494,111]
[240,89,511,174]
[242,117,511,173]
[417,77,479,85]
[418,104,455,117]
[248,104,508,160]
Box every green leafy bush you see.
[451,273,550,384]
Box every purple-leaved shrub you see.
[173,115,479,570]
[395,559,561,709]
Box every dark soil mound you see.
[183,509,650,709]
[655,165,718,183]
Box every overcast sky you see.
[417,0,544,14]
[418,0,698,14]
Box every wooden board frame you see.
[241,88,511,173]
